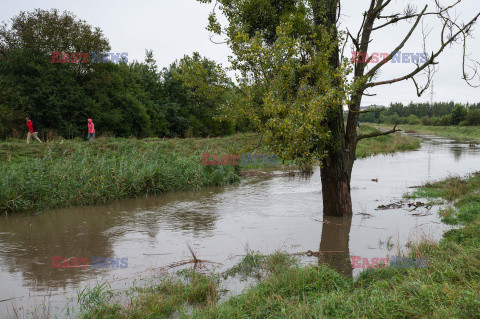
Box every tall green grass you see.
[0,140,240,215]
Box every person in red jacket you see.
[87,119,96,142]
[26,117,42,144]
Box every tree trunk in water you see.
[320,152,353,217]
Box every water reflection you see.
[0,187,225,292]
[450,146,464,161]
[318,216,353,278]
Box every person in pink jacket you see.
[87,119,96,143]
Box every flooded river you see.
[1,134,479,318]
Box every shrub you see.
[464,109,480,126]
[421,116,432,126]
[406,114,421,125]
[438,115,452,126]
[380,113,402,125]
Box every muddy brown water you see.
[1,134,479,317]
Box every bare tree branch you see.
[357,125,400,142]
[373,0,462,30]
[366,5,427,79]
[366,11,480,89]
[346,28,360,51]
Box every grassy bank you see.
[374,123,480,141]
[0,135,255,215]
[0,129,419,215]
[356,125,420,158]
[81,173,480,318]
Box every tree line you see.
[0,9,246,139]
[359,101,480,126]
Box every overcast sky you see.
[1,0,479,106]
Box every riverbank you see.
[374,123,480,141]
[0,128,419,215]
[80,173,480,318]
[356,125,420,158]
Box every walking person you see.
[87,119,96,143]
[26,117,42,144]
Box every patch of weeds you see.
[378,236,394,250]
[405,187,443,199]
[454,201,480,224]
[264,251,298,274]
[439,207,458,225]
[223,251,265,278]
[223,251,298,279]
[121,271,218,318]
[77,281,121,318]
[439,199,480,225]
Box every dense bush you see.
[463,109,480,126]
[438,115,452,126]
[406,114,421,125]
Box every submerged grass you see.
[1,130,420,215]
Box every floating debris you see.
[376,202,404,210]
[408,201,425,208]
[356,212,374,219]
[411,212,431,217]
[408,201,432,211]
[375,201,433,212]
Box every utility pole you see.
[429,81,435,116]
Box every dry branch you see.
[356,125,400,142]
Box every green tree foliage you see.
[451,104,468,125]
[198,0,351,162]
[0,8,110,55]
[164,52,235,137]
